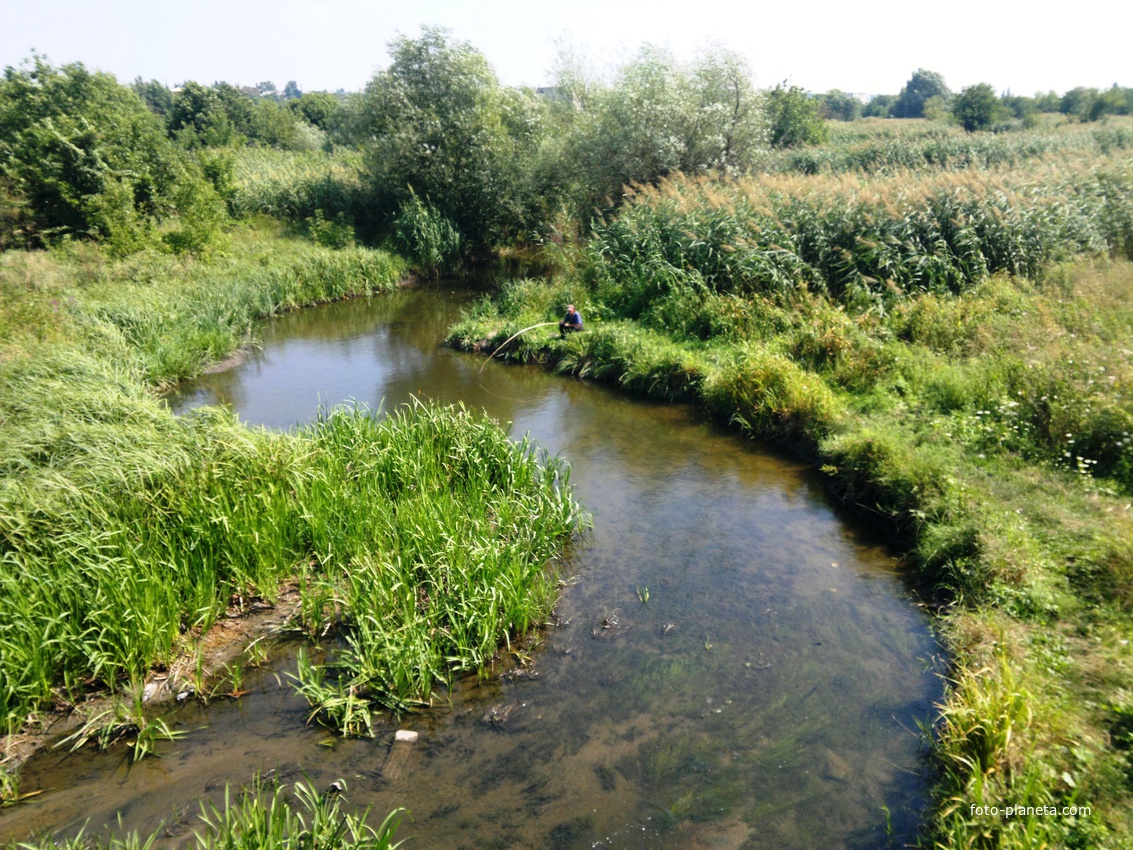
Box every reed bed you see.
[765,117,1133,176]
[228,148,366,223]
[588,157,1133,314]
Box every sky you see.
[1,0,1130,98]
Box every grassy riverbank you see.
[0,225,584,788]
[447,166,1133,846]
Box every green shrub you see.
[306,209,355,249]
[703,348,842,452]
[0,57,225,255]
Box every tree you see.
[168,81,310,150]
[952,83,1005,131]
[1060,87,1098,121]
[289,91,340,131]
[0,57,224,253]
[248,99,307,149]
[764,83,828,148]
[688,48,766,172]
[168,81,242,147]
[863,94,896,118]
[553,44,765,219]
[922,94,951,123]
[282,80,302,100]
[893,69,950,118]
[132,77,173,117]
[820,89,862,122]
[359,27,541,251]
[1033,91,1061,113]
[1090,85,1128,121]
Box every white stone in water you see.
[142,682,160,702]
[394,730,418,743]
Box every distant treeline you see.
[822,67,1133,125]
[1,33,1130,267]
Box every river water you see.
[3,282,942,849]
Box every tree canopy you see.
[357,27,540,252]
[765,83,828,147]
[0,57,223,253]
[552,44,765,220]
[952,83,1006,132]
[893,69,951,118]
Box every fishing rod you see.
[478,321,560,376]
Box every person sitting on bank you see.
[559,304,583,338]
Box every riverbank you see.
[0,224,584,800]
[447,249,1133,846]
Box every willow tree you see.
[555,45,766,218]
[358,27,547,254]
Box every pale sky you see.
[1,0,1129,97]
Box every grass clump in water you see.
[11,776,405,849]
[288,401,584,727]
[0,226,584,748]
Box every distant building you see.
[535,86,568,102]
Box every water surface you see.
[4,282,941,849]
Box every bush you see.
[953,83,1008,133]
[703,348,842,452]
[0,57,224,255]
[765,83,829,148]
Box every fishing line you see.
[477,321,560,376]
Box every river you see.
[3,280,942,849]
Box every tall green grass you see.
[0,230,583,738]
[81,235,404,386]
[289,401,582,728]
[228,149,366,224]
